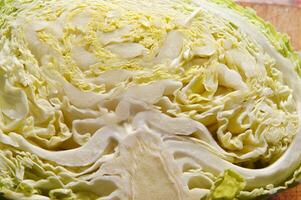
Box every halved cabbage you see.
[0,0,300,199]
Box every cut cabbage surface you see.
[0,0,301,199]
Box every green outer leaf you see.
[209,169,246,200]
[210,0,301,76]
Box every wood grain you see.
[238,2,301,200]
[269,186,301,200]
[238,2,301,50]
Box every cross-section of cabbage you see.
[0,0,301,199]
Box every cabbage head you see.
[0,0,301,199]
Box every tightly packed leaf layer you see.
[0,0,301,199]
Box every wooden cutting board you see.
[238,2,301,200]
[238,2,301,50]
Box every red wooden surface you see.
[239,2,301,50]
[269,186,301,200]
